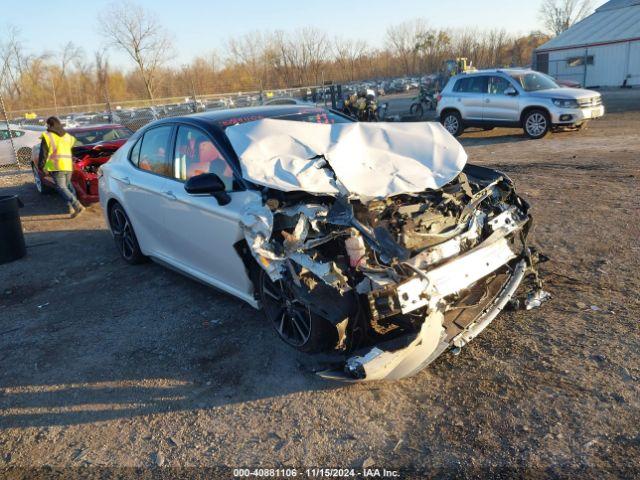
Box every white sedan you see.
[0,125,43,166]
[99,105,547,381]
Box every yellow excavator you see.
[443,57,477,77]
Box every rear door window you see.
[468,76,488,93]
[454,76,488,93]
[453,78,471,92]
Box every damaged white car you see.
[99,106,548,382]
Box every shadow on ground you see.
[0,226,344,430]
[0,173,71,218]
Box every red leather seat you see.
[186,141,218,178]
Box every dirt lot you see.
[1,111,639,478]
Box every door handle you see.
[162,190,177,200]
[115,176,130,185]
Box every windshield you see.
[216,109,352,128]
[276,110,352,124]
[508,72,559,92]
[73,127,133,146]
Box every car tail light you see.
[436,94,442,103]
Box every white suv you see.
[436,69,605,139]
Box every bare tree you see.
[95,50,111,106]
[297,28,330,85]
[58,42,83,78]
[539,0,594,35]
[414,29,451,73]
[226,32,271,90]
[98,1,172,100]
[333,37,368,82]
[0,26,28,98]
[385,19,429,75]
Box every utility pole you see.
[51,77,59,115]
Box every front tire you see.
[259,269,336,353]
[441,111,464,136]
[523,110,550,139]
[410,102,424,119]
[108,203,146,264]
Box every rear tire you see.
[523,109,550,139]
[108,203,146,264]
[17,147,32,166]
[259,269,336,353]
[441,111,464,136]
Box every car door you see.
[160,124,259,300]
[116,124,178,258]
[0,129,13,165]
[452,76,487,120]
[483,76,520,122]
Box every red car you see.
[31,124,133,205]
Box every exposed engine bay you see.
[73,144,119,173]
[228,120,548,381]
[72,143,122,200]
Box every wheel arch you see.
[440,107,461,122]
[520,106,551,125]
[233,239,263,304]
[106,197,121,216]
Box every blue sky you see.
[3,0,607,69]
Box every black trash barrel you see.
[0,195,26,264]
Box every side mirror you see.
[184,173,231,206]
[504,87,518,96]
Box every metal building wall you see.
[627,41,640,86]
[546,42,633,87]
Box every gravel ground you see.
[0,111,639,478]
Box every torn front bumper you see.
[318,233,532,382]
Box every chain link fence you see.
[1,84,344,172]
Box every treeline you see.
[0,19,549,112]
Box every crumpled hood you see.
[226,119,467,198]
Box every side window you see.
[173,125,235,191]
[129,137,142,166]
[0,130,8,141]
[453,78,471,92]
[488,76,512,95]
[468,76,488,93]
[137,126,173,177]
[11,130,25,138]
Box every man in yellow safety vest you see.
[38,116,85,217]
